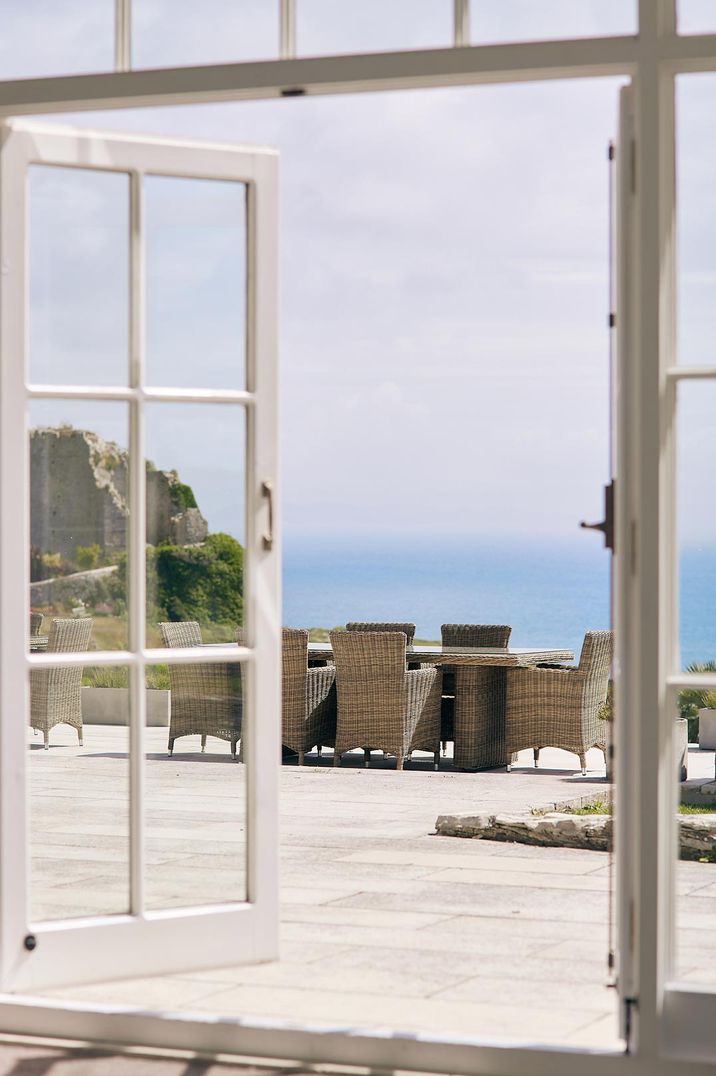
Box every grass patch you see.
[680,804,716,814]
[569,800,611,815]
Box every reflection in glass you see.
[29,664,130,923]
[145,663,247,910]
[298,0,452,55]
[132,0,278,68]
[29,166,129,386]
[145,402,247,646]
[677,75,716,366]
[145,176,247,390]
[29,400,129,654]
[471,1,636,44]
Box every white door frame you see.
[0,121,281,992]
[1,1,715,1073]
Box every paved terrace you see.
[24,727,716,1052]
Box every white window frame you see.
[0,1,714,1073]
[0,121,281,991]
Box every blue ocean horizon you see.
[282,535,716,668]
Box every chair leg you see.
[317,745,323,757]
[298,751,305,766]
[533,748,539,768]
[333,751,341,767]
[441,740,447,756]
[168,737,174,757]
[44,730,49,751]
[434,750,440,771]
[579,753,587,776]
[364,747,370,767]
[397,756,404,771]
[78,727,83,747]
[231,738,238,760]
[201,734,207,752]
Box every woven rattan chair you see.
[30,612,43,637]
[30,617,93,748]
[440,624,512,770]
[282,628,337,765]
[330,630,441,769]
[505,630,613,775]
[159,621,242,758]
[346,622,416,644]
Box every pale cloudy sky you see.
[6,3,716,547]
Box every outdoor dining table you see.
[308,641,575,771]
[307,642,574,666]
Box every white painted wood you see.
[0,121,280,992]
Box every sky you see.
[5,2,716,549]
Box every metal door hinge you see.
[580,479,615,553]
[608,312,616,329]
[608,141,615,161]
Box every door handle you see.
[580,480,615,553]
[261,479,274,551]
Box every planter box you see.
[699,708,716,751]
[81,686,169,727]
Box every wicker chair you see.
[346,622,416,644]
[282,628,337,765]
[30,612,43,637]
[330,630,441,769]
[505,630,613,775]
[159,621,242,758]
[440,624,512,770]
[30,617,93,748]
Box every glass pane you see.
[132,0,278,68]
[145,661,247,909]
[0,0,114,80]
[145,402,247,645]
[297,0,452,56]
[677,75,716,366]
[29,166,129,387]
[29,400,129,654]
[472,1,636,43]
[675,381,716,979]
[29,664,129,922]
[145,176,247,391]
[679,0,716,34]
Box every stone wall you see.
[31,427,208,560]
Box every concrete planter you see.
[676,716,688,783]
[699,708,716,751]
[81,686,170,727]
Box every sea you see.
[282,536,716,668]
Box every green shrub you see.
[76,543,102,571]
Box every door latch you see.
[580,480,615,553]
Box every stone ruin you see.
[30,427,208,560]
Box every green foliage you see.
[76,543,102,571]
[29,547,74,582]
[678,662,716,742]
[598,680,613,722]
[149,532,243,627]
[170,480,198,511]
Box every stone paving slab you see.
[22,726,716,1053]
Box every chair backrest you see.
[578,630,613,685]
[346,622,416,645]
[30,612,43,637]
[282,628,308,741]
[330,630,407,744]
[441,623,511,648]
[47,617,93,653]
[159,621,202,649]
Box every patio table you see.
[307,642,573,666]
[308,641,575,771]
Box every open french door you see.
[0,121,280,992]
